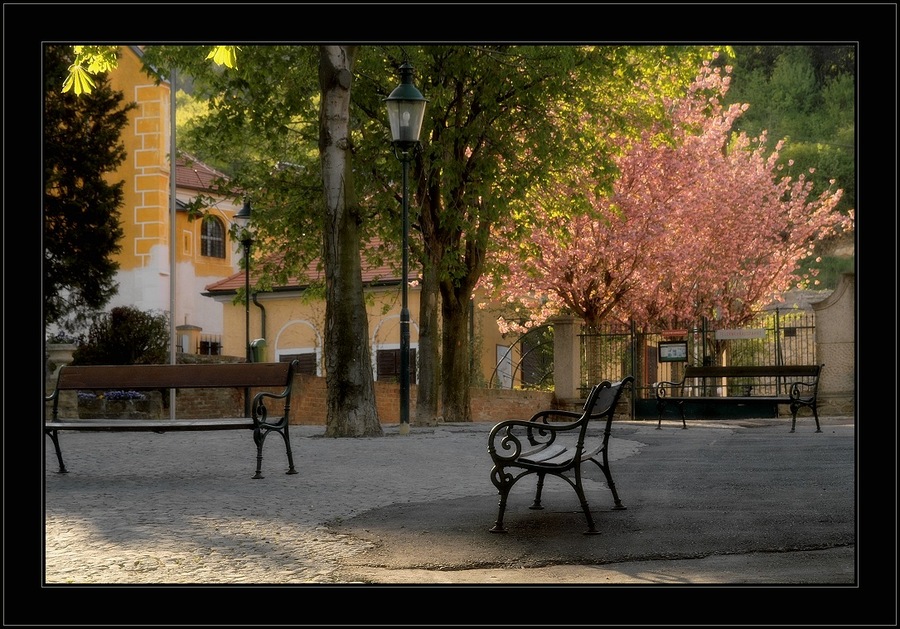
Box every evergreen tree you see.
[43,45,135,333]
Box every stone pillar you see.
[811,272,855,416]
[551,315,581,407]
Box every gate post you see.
[812,272,855,416]
[551,315,581,406]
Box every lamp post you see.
[385,62,427,435]
[235,199,253,417]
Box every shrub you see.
[72,306,169,366]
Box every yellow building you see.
[102,46,245,351]
[203,257,534,389]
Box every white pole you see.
[169,68,177,419]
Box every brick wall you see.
[151,374,555,425]
[289,376,554,425]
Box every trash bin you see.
[250,338,267,363]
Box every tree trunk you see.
[319,45,383,438]
[413,254,440,426]
[440,282,472,422]
[413,162,444,426]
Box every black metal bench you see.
[44,361,300,479]
[654,364,823,433]
[487,376,634,535]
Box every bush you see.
[72,306,169,365]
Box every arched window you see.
[201,216,226,258]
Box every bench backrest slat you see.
[55,362,294,391]
[584,375,634,422]
[683,365,820,379]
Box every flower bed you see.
[77,390,163,419]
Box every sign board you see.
[715,329,766,340]
[658,340,688,362]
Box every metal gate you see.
[579,309,817,419]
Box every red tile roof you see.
[204,251,413,294]
[176,152,229,193]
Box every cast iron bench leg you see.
[46,429,68,474]
[530,473,546,510]
[657,400,688,429]
[281,424,298,475]
[572,472,599,535]
[252,428,267,480]
[489,467,512,533]
[595,454,626,511]
[252,425,299,480]
[791,402,823,433]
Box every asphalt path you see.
[329,419,856,585]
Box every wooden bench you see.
[654,364,823,433]
[487,376,634,535]
[45,361,300,479]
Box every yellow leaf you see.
[63,65,96,95]
[207,46,238,68]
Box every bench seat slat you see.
[45,419,255,431]
[665,396,789,403]
[519,444,569,465]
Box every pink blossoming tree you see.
[486,58,854,335]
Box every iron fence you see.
[484,309,817,420]
[578,309,817,418]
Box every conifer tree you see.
[43,45,135,333]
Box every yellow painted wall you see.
[106,47,169,272]
[218,283,522,387]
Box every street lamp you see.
[385,62,427,436]
[235,199,253,417]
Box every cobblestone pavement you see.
[44,422,516,584]
[43,418,856,586]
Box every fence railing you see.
[484,309,817,419]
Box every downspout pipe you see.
[253,292,266,351]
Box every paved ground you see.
[36,415,871,624]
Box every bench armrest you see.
[789,381,818,403]
[653,379,684,399]
[488,412,586,463]
[250,389,290,427]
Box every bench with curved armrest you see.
[487,376,634,534]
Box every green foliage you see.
[804,254,855,290]
[140,44,326,285]
[44,45,136,334]
[72,306,170,366]
[723,45,855,218]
